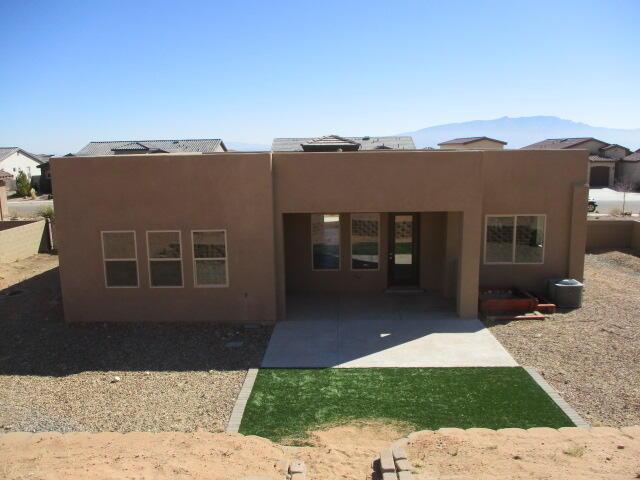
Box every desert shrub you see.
[39,206,55,220]
[15,171,31,196]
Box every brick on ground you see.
[289,459,306,475]
[380,448,396,473]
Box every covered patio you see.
[261,292,517,368]
[280,210,482,317]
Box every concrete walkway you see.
[261,293,517,368]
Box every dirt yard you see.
[1,424,638,479]
[0,254,271,433]
[485,250,640,427]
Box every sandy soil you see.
[0,255,271,433]
[0,252,59,290]
[1,424,639,480]
[406,425,640,480]
[485,251,640,427]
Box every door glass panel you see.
[351,213,379,270]
[394,215,413,265]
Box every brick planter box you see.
[479,287,539,315]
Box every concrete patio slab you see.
[261,293,517,368]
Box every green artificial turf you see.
[238,367,574,442]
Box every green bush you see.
[15,171,31,196]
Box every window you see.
[485,215,545,264]
[351,213,379,270]
[311,214,340,270]
[485,216,514,263]
[101,231,138,287]
[192,230,228,287]
[146,230,183,287]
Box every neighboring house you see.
[51,144,587,324]
[76,138,228,156]
[619,149,640,188]
[438,137,507,150]
[272,135,415,151]
[0,147,44,190]
[523,138,633,188]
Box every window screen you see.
[102,231,138,287]
[311,214,340,270]
[192,230,228,286]
[485,215,545,264]
[147,231,183,287]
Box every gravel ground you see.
[0,255,272,433]
[3,251,638,433]
[485,250,640,427]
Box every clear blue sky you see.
[1,0,638,153]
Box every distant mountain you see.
[402,116,640,150]
[226,141,270,151]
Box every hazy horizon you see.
[1,0,638,154]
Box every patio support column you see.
[443,212,462,299]
[274,212,287,321]
[456,208,482,318]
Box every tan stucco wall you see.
[272,150,484,317]
[479,150,588,292]
[51,148,587,322]
[273,149,586,316]
[586,219,640,252]
[442,212,462,299]
[439,140,504,150]
[420,212,447,293]
[51,153,277,323]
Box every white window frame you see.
[350,213,380,271]
[101,230,139,289]
[146,230,184,288]
[191,229,229,288]
[483,214,547,265]
[310,213,341,271]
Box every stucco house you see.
[618,149,640,188]
[51,137,588,324]
[438,137,507,150]
[0,147,44,190]
[523,137,633,188]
